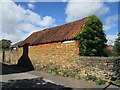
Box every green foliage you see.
[114,76,120,84]
[48,68,81,80]
[95,79,106,85]
[104,48,118,57]
[59,72,67,77]
[84,74,106,85]
[84,75,97,81]
[75,75,81,80]
[114,80,120,84]
[76,15,107,56]
[67,73,76,78]
[61,72,81,79]
[0,39,12,51]
[110,51,119,56]
[49,68,58,75]
[57,71,66,77]
[114,32,120,56]
[3,60,11,63]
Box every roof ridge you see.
[34,17,89,33]
[19,16,89,46]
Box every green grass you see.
[84,75,97,81]
[75,75,81,80]
[48,68,81,80]
[114,80,120,84]
[84,74,106,85]
[3,60,11,63]
[114,76,120,84]
[48,68,107,85]
[67,73,76,78]
[49,68,58,75]
[95,79,106,85]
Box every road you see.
[0,63,120,89]
[0,63,66,89]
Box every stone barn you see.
[7,16,120,80]
[17,17,89,70]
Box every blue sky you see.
[1,1,119,45]
[16,2,118,34]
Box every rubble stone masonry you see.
[0,41,120,81]
[28,41,79,70]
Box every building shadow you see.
[1,77,72,89]
[1,63,32,75]
[1,45,34,75]
[102,82,120,90]
[17,45,34,70]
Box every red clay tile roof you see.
[19,17,89,47]
[107,46,113,51]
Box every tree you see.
[0,39,12,51]
[114,32,120,56]
[76,15,107,56]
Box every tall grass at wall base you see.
[48,68,81,80]
[84,75,106,85]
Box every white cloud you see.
[64,0,120,2]
[28,3,35,9]
[103,24,117,31]
[39,16,55,26]
[1,0,120,2]
[103,14,118,31]
[18,23,40,32]
[105,0,120,2]
[28,0,36,2]
[61,0,69,2]
[65,0,110,22]
[0,1,55,44]
[106,34,117,45]
[23,10,55,26]
[105,14,118,25]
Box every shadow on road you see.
[1,63,33,75]
[1,77,72,89]
[102,82,120,90]
[1,45,35,75]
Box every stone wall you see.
[0,48,22,64]
[66,56,120,80]
[10,48,23,64]
[30,52,120,81]
[28,41,79,70]
[1,41,120,81]
[28,42,119,81]
[0,51,2,62]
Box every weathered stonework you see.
[68,56,120,81]
[28,41,79,70]
[0,41,120,81]
[10,48,23,64]
[0,48,22,64]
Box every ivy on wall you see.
[76,15,107,56]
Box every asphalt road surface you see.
[0,63,120,90]
[0,63,67,89]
